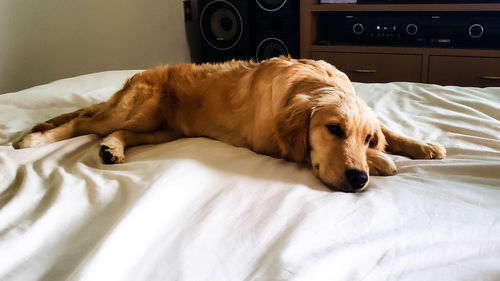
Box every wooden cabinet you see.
[429,56,500,87]
[300,0,500,87]
[311,52,422,83]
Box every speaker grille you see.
[200,0,243,51]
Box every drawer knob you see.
[480,75,500,80]
[353,69,377,73]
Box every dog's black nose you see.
[345,169,368,190]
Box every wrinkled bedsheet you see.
[1,71,499,281]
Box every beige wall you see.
[0,0,191,94]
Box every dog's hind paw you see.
[99,145,124,164]
[14,132,51,149]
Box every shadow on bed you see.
[82,137,331,192]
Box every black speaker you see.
[255,0,299,62]
[199,0,254,62]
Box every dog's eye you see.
[365,134,371,144]
[326,124,344,138]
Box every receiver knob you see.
[468,23,484,39]
[353,23,364,35]
[406,23,418,36]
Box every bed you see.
[1,70,499,281]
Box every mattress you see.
[1,70,499,281]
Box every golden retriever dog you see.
[15,57,446,192]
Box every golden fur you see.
[15,57,446,192]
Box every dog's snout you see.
[345,169,368,191]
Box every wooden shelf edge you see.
[311,3,500,12]
[311,45,424,54]
[310,45,500,57]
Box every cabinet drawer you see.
[311,52,422,83]
[429,56,500,87]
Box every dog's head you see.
[309,87,385,192]
[275,65,385,192]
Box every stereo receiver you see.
[316,11,500,48]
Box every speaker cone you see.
[256,37,289,61]
[200,0,243,51]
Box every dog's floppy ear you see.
[275,94,314,163]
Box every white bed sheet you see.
[1,71,499,281]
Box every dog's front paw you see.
[422,142,446,159]
[99,145,124,164]
[14,132,50,149]
[367,150,397,176]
